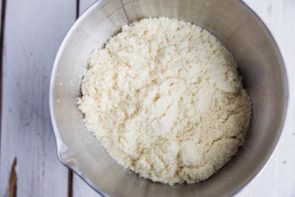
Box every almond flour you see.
[78,17,251,185]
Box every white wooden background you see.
[0,0,294,196]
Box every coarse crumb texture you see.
[78,17,251,185]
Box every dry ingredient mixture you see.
[78,17,251,185]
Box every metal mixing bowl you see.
[50,0,288,196]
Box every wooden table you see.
[0,0,294,196]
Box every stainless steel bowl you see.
[50,0,288,196]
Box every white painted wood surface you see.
[0,0,294,196]
[0,0,76,196]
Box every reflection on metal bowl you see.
[50,0,288,196]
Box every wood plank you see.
[0,0,76,196]
[0,1,5,152]
[0,0,4,138]
[72,0,103,196]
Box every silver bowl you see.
[50,0,288,196]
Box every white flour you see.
[78,17,251,185]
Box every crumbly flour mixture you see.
[78,17,251,185]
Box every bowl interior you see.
[50,0,288,196]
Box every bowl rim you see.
[49,0,289,196]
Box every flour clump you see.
[78,17,251,185]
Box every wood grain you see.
[8,158,17,197]
[0,0,76,196]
